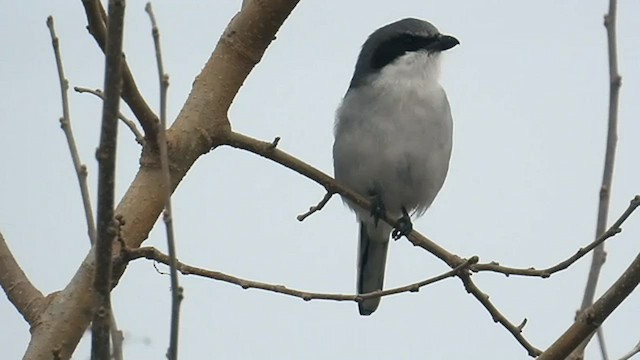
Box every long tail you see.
[357,220,390,316]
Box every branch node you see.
[612,75,622,87]
[517,318,528,332]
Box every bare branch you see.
[145,3,182,360]
[473,195,640,276]
[619,339,640,360]
[125,246,476,302]
[74,87,145,144]
[539,249,640,360]
[47,16,97,245]
[0,232,45,326]
[81,0,159,143]
[458,272,541,357]
[225,133,640,280]
[224,132,541,355]
[48,18,125,359]
[297,192,334,221]
[570,0,623,357]
[597,328,610,360]
[91,0,126,358]
[223,130,640,357]
[111,329,124,360]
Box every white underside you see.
[333,51,453,220]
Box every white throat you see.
[373,51,441,89]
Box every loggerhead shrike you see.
[333,18,458,316]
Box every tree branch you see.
[297,192,334,221]
[47,17,125,360]
[74,87,145,144]
[0,232,45,326]
[124,246,477,303]
[47,16,98,245]
[145,3,183,360]
[570,0,622,357]
[91,0,126,358]
[619,339,640,360]
[224,132,640,357]
[25,2,301,358]
[223,131,543,355]
[473,195,640,276]
[80,0,159,143]
[538,248,640,360]
[458,272,541,357]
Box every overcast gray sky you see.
[2,1,640,359]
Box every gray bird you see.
[333,18,458,316]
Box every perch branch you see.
[223,131,640,357]
[223,131,543,355]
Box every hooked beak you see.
[432,34,460,52]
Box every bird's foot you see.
[368,189,386,227]
[392,207,413,240]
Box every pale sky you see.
[1,1,640,359]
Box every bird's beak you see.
[433,34,460,51]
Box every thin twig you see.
[619,339,640,360]
[473,195,640,276]
[458,272,542,357]
[0,232,45,326]
[125,246,476,302]
[145,4,182,360]
[597,327,610,360]
[47,17,124,360]
[111,329,124,360]
[297,192,334,221]
[74,87,145,144]
[91,0,126,359]
[539,249,640,360]
[570,0,622,357]
[47,16,97,245]
[81,0,159,143]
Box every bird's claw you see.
[368,190,386,227]
[392,207,412,240]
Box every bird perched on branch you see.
[333,18,458,315]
